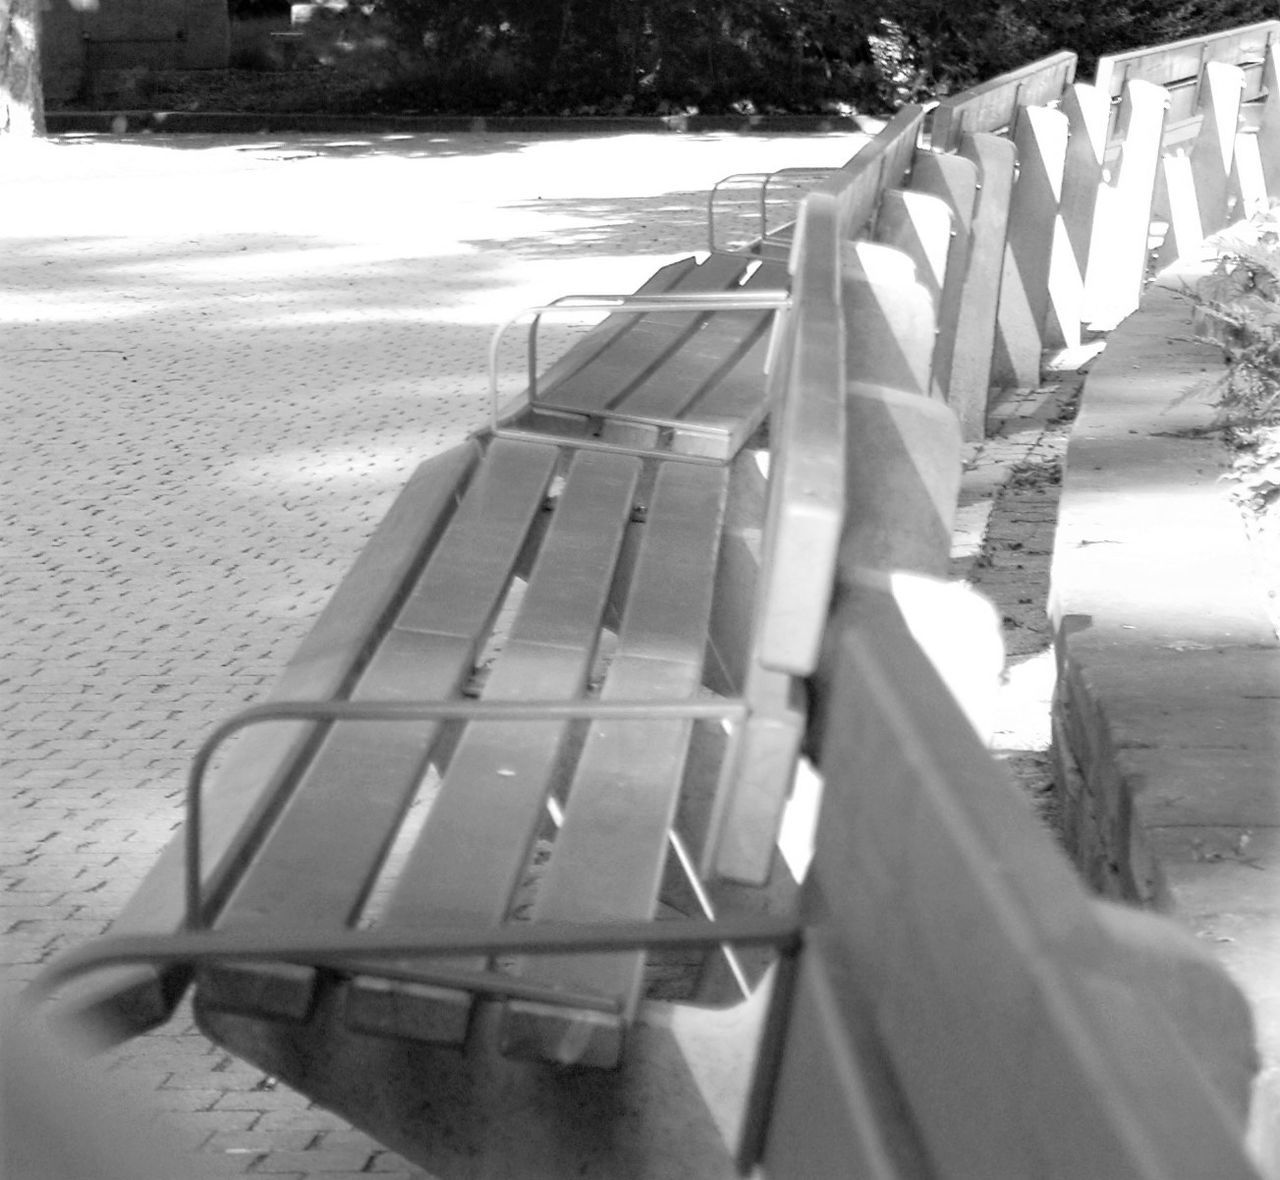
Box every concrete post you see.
[993,105,1070,389]
[951,133,1016,438]
[1084,81,1169,330]
[907,151,980,413]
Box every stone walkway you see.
[3,129,1067,1177]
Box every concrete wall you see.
[42,0,229,103]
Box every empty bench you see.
[43,110,955,1076]
[25,176,873,1176]
[38,167,863,1070]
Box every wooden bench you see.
[39,132,894,1066]
[25,168,877,1173]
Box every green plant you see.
[1194,227,1280,433]
[229,16,292,71]
[1192,220,1280,515]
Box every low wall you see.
[1049,260,1280,1167]
[41,0,229,104]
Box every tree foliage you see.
[876,0,1279,97]
[368,0,878,113]
[1,0,45,135]
[340,0,1280,115]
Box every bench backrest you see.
[931,50,1078,151]
[704,143,959,885]
[753,189,846,678]
[826,104,927,242]
[751,586,1261,1179]
[1095,19,1280,135]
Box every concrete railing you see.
[747,25,1280,1176]
[875,29,1280,436]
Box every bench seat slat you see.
[501,460,730,1067]
[601,261,787,423]
[538,252,756,414]
[529,257,699,398]
[394,440,562,638]
[197,440,561,1022]
[344,451,642,1043]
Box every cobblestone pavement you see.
[3,130,1077,1177]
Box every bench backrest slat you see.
[931,50,1078,151]
[815,105,928,244]
[1095,19,1280,103]
[754,189,845,679]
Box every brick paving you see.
[2,129,1073,1176]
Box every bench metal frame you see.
[488,289,791,460]
[706,167,847,254]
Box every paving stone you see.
[149,1088,226,1112]
[159,1107,260,1138]
[251,1150,381,1173]
[213,1088,316,1112]
[205,1129,318,1154]
[253,1108,365,1133]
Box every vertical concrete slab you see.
[873,190,953,309]
[1156,152,1206,270]
[872,189,955,402]
[841,241,935,398]
[838,384,960,587]
[1085,80,1169,330]
[1231,131,1269,219]
[1258,44,1280,199]
[951,133,1016,439]
[1190,62,1246,236]
[993,105,1069,390]
[907,152,979,412]
[1056,84,1109,348]
[836,240,958,588]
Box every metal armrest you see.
[487,290,790,428]
[28,915,800,1016]
[184,697,753,932]
[24,694,801,1020]
[707,166,843,252]
[707,171,771,251]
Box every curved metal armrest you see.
[707,167,844,251]
[707,166,843,252]
[27,914,801,1014]
[707,171,772,251]
[183,697,752,932]
[488,290,790,427]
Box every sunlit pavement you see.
[1,128,866,1178]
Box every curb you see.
[1048,264,1280,1170]
[44,110,863,137]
